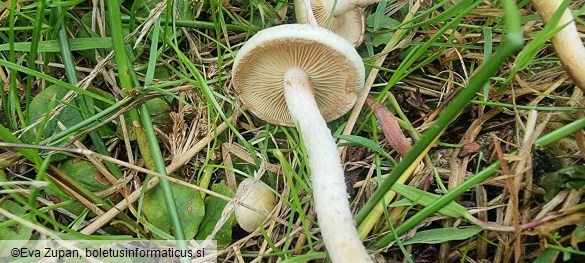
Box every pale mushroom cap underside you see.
[232,24,365,126]
[295,0,365,46]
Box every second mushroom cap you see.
[232,24,365,126]
[295,0,365,46]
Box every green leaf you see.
[44,185,87,216]
[59,158,111,191]
[43,158,114,216]
[145,97,172,124]
[571,219,585,248]
[365,13,399,29]
[195,183,235,247]
[0,200,33,257]
[0,38,113,52]
[365,15,399,47]
[0,200,33,240]
[142,182,205,240]
[541,165,585,201]
[115,97,171,140]
[78,12,112,39]
[28,85,94,161]
[137,0,194,41]
[402,226,482,245]
[391,184,470,218]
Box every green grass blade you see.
[373,117,585,247]
[0,59,113,104]
[390,184,469,218]
[402,226,482,245]
[336,134,394,163]
[24,0,47,125]
[356,0,524,231]
[0,38,113,52]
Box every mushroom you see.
[531,0,585,92]
[294,0,388,46]
[295,0,365,46]
[235,178,277,233]
[232,24,372,263]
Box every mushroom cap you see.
[295,0,365,46]
[235,178,277,233]
[232,24,365,126]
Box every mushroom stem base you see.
[283,69,372,263]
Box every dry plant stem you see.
[293,204,315,255]
[493,136,520,263]
[283,69,372,263]
[531,0,585,92]
[46,172,105,216]
[443,108,501,260]
[222,144,237,191]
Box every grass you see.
[1,0,585,262]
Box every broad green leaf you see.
[0,200,33,239]
[142,183,205,240]
[391,183,469,218]
[44,159,115,217]
[541,165,585,201]
[195,183,235,247]
[0,200,33,257]
[60,158,112,191]
[75,12,114,61]
[571,219,585,248]
[137,0,194,41]
[145,97,172,124]
[44,186,88,216]
[28,85,93,160]
[79,12,112,39]
[0,60,113,104]
[402,226,482,245]
[116,97,171,140]
[366,11,399,30]
[365,14,399,47]
[86,87,117,138]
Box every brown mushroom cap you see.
[295,0,365,46]
[232,24,365,126]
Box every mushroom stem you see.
[283,69,372,263]
[531,0,585,92]
[332,0,385,16]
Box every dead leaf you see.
[365,95,411,155]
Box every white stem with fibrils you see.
[283,69,372,263]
